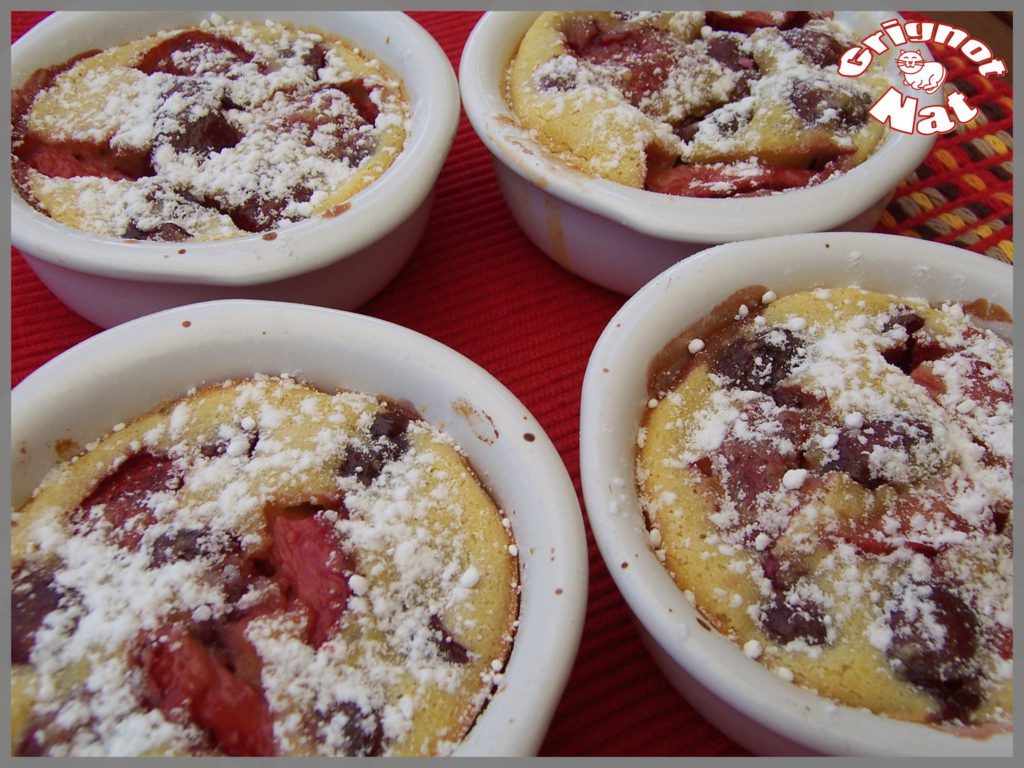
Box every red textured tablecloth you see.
[9,11,1014,757]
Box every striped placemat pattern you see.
[877,11,1013,262]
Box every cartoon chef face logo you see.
[895,49,947,94]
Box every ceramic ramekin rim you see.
[10,11,460,285]
[460,11,942,243]
[12,299,589,756]
[579,232,1012,756]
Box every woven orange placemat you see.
[877,11,1013,262]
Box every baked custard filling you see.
[11,16,409,241]
[12,375,518,756]
[638,286,1012,728]
[509,12,892,196]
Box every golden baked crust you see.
[508,12,890,196]
[638,288,1012,727]
[12,375,517,756]
[508,12,689,187]
[13,17,408,240]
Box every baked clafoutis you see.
[638,287,1012,728]
[12,375,518,756]
[11,16,408,241]
[509,12,891,197]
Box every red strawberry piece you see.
[72,452,182,548]
[646,162,821,197]
[268,513,351,647]
[780,28,847,68]
[705,11,808,34]
[912,342,1012,416]
[577,28,679,106]
[135,30,254,76]
[11,565,66,665]
[911,360,946,400]
[991,625,1013,660]
[561,15,600,53]
[718,437,799,527]
[214,581,314,690]
[142,625,276,756]
[336,80,379,125]
[834,478,995,556]
[17,134,153,181]
[11,49,100,138]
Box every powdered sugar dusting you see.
[13,375,517,756]
[18,17,409,240]
[510,12,891,196]
[638,286,1013,725]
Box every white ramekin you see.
[11,300,589,756]
[461,12,943,295]
[580,231,1012,756]
[11,12,460,328]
